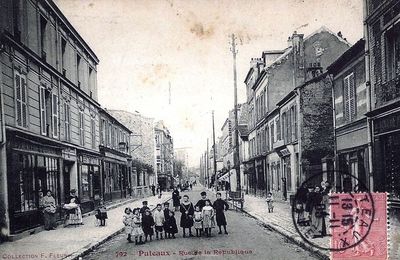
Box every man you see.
[151,184,156,196]
[195,191,212,210]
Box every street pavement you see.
[84,187,319,260]
[240,193,330,258]
[0,194,171,260]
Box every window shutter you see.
[15,74,22,126]
[349,73,356,120]
[52,94,58,137]
[344,76,350,121]
[40,87,47,134]
[21,77,27,127]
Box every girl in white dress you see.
[201,200,215,237]
[193,205,203,237]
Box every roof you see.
[327,39,365,75]
[99,108,132,133]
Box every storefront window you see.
[15,154,36,212]
[81,165,90,201]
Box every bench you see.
[227,191,244,210]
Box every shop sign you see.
[80,154,100,165]
[276,148,290,157]
[374,111,400,135]
[62,147,76,160]
[12,137,61,156]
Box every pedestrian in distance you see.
[132,208,145,245]
[157,184,162,199]
[123,207,134,243]
[95,199,108,226]
[153,204,165,239]
[41,190,57,230]
[213,192,229,234]
[151,184,156,196]
[193,205,203,237]
[140,201,150,217]
[180,195,195,237]
[266,192,274,213]
[202,200,215,237]
[164,211,178,239]
[142,209,155,242]
[163,202,171,238]
[172,187,181,211]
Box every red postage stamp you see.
[330,192,387,260]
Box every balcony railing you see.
[377,75,400,106]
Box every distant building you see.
[244,27,350,199]
[108,110,156,186]
[155,121,174,190]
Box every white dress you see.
[202,205,215,228]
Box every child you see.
[202,200,215,237]
[163,202,171,238]
[132,208,145,245]
[140,201,150,217]
[142,209,155,242]
[164,211,178,239]
[266,192,274,213]
[95,200,108,226]
[193,205,203,237]
[123,207,133,243]
[153,204,165,240]
[213,192,229,234]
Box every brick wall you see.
[300,76,334,176]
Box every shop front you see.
[6,133,62,234]
[77,152,101,214]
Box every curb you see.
[62,197,172,260]
[238,206,329,260]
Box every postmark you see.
[291,170,383,252]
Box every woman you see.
[41,190,57,230]
[64,189,83,225]
[180,195,194,237]
[172,188,180,211]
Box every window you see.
[293,105,298,140]
[344,73,356,122]
[40,15,47,60]
[100,119,106,145]
[386,23,400,80]
[13,0,21,40]
[79,110,85,146]
[52,93,58,138]
[77,55,81,88]
[111,126,115,148]
[108,122,112,147]
[271,121,275,144]
[89,67,93,97]
[282,112,287,143]
[276,117,281,141]
[91,117,96,149]
[64,102,71,141]
[266,125,270,152]
[15,71,27,128]
[61,38,67,75]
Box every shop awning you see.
[218,170,235,182]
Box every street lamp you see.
[227,160,231,192]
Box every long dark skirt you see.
[215,211,227,226]
[43,212,57,230]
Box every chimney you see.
[291,31,304,55]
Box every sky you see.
[54,0,364,167]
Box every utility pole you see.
[230,33,241,193]
[206,138,209,188]
[212,110,217,190]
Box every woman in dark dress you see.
[180,195,194,237]
[172,188,180,211]
[213,192,229,234]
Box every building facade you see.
[0,0,102,237]
[107,110,156,188]
[98,109,131,202]
[154,121,174,190]
[244,27,350,199]
[328,39,370,192]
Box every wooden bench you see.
[227,191,244,210]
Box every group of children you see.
[123,201,178,245]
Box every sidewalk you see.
[0,194,171,260]
[241,194,329,259]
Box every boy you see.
[163,202,171,238]
[153,204,165,239]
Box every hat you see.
[70,189,76,193]
[200,191,207,196]
[164,202,170,206]
[142,201,148,204]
